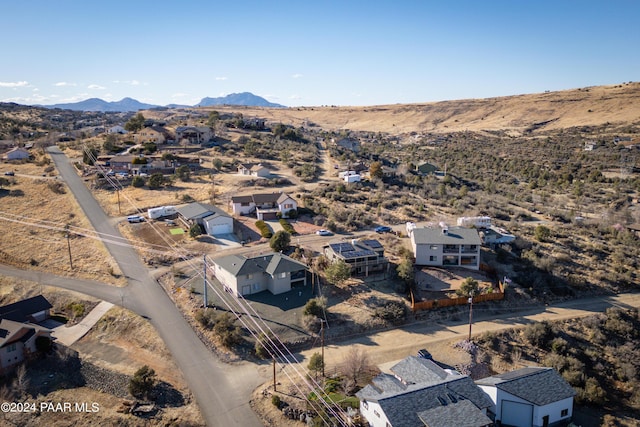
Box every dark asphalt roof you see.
[0,295,52,322]
[417,399,492,427]
[212,253,307,277]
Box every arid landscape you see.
[1,82,640,426]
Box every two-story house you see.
[411,226,481,270]
[230,192,297,220]
[134,126,174,145]
[323,239,388,276]
[175,126,214,144]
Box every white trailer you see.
[148,206,177,219]
[457,216,492,229]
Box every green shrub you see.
[131,176,145,187]
[255,220,273,238]
[129,365,157,399]
[278,218,296,234]
[374,301,407,324]
[271,395,281,408]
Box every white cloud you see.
[289,94,302,100]
[291,74,303,79]
[88,84,106,90]
[0,81,29,88]
[54,82,76,87]
[215,77,228,81]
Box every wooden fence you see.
[411,281,505,312]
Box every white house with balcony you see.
[411,226,481,270]
[230,192,297,220]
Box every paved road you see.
[46,146,263,427]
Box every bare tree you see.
[341,348,376,393]
[14,364,29,397]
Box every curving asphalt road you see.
[45,146,263,427]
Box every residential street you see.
[2,146,636,426]
[45,146,264,427]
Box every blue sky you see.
[1,1,638,107]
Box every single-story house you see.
[0,319,52,374]
[476,367,576,427]
[237,163,270,178]
[338,170,361,183]
[175,126,214,144]
[176,202,234,236]
[411,226,481,270]
[0,295,53,323]
[211,253,307,296]
[108,125,128,134]
[357,356,494,427]
[323,239,388,276]
[416,162,438,175]
[3,147,31,161]
[230,192,297,220]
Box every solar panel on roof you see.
[361,239,383,249]
[342,250,376,259]
[329,243,356,253]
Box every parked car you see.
[316,229,333,236]
[164,219,177,227]
[127,215,145,223]
[375,225,392,233]
[4,171,14,176]
[417,349,432,360]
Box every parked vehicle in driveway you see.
[127,215,145,223]
[316,229,333,236]
[4,171,14,176]
[375,225,392,233]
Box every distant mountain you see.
[37,92,285,112]
[43,97,160,112]
[197,92,285,108]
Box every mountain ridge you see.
[39,92,284,112]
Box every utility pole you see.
[468,292,474,342]
[65,224,73,269]
[203,254,208,308]
[273,358,277,392]
[320,319,326,378]
[116,189,121,215]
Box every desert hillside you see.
[196,82,640,135]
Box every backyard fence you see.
[411,280,505,312]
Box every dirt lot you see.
[0,157,125,286]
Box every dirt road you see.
[300,291,640,368]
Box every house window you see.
[7,343,16,352]
[430,245,438,250]
[246,274,252,279]
[284,203,293,209]
[429,256,437,262]
[362,401,368,410]
[561,409,569,417]
[373,410,380,418]
[280,272,287,278]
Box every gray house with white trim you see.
[357,356,494,427]
[476,367,575,427]
[211,253,307,296]
[410,226,481,270]
[176,202,234,236]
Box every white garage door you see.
[502,400,533,427]
[206,222,232,235]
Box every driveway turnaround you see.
[46,146,263,427]
[52,301,114,346]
